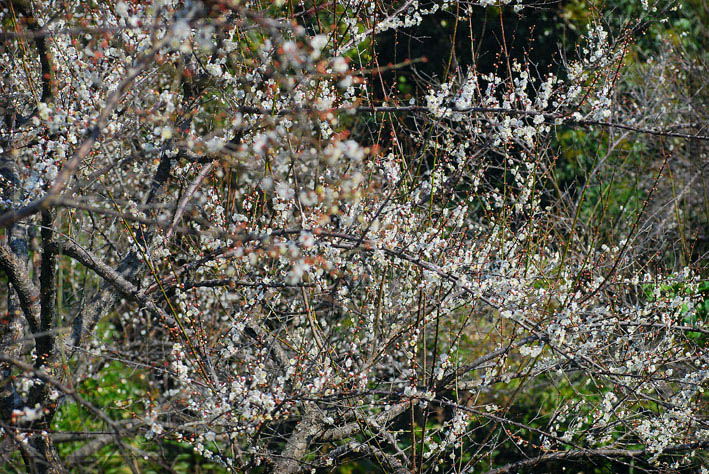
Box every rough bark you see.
[274,405,323,474]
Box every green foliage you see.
[51,357,227,472]
[642,279,709,344]
[49,321,224,472]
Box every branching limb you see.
[0,240,39,333]
[0,354,140,474]
[485,442,709,474]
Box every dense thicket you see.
[1,0,707,472]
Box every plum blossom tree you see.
[0,0,707,473]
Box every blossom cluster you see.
[1,0,705,472]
